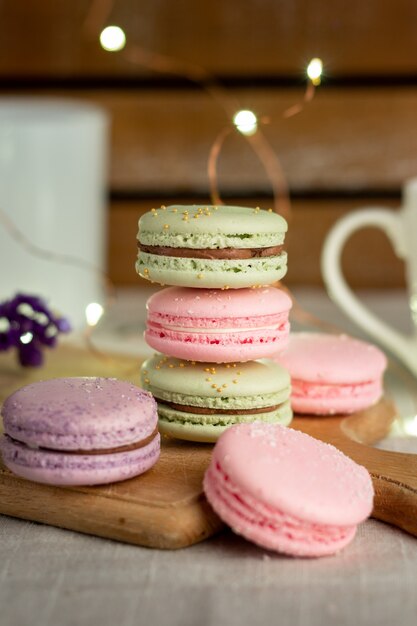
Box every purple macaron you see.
[0,377,160,486]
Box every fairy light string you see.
[84,0,322,218]
[1,0,324,351]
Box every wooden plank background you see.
[0,0,414,287]
[2,0,417,76]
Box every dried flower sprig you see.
[0,293,71,367]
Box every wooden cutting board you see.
[0,346,416,549]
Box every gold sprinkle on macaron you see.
[164,224,170,230]
[197,274,204,279]
[233,379,238,384]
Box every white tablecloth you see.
[1,516,417,626]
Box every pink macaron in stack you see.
[145,286,292,364]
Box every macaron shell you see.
[0,433,160,486]
[210,423,373,527]
[2,377,157,450]
[275,332,387,384]
[158,401,293,443]
[136,252,288,289]
[146,286,292,319]
[138,205,287,249]
[141,356,291,402]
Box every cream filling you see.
[155,323,281,334]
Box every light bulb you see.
[100,26,126,52]
[307,58,323,85]
[85,302,104,327]
[233,110,258,136]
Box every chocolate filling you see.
[138,243,284,260]
[158,400,281,415]
[7,426,159,456]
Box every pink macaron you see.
[0,377,160,486]
[145,286,292,363]
[274,332,387,415]
[204,422,374,557]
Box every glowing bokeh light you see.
[100,26,126,52]
[233,110,258,136]
[85,302,104,326]
[307,58,323,85]
[20,331,33,345]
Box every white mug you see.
[322,178,417,376]
[0,98,108,328]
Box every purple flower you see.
[0,293,71,367]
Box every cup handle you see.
[321,208,411,366]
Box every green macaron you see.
[140,355,292,442]
[136,205,288,288]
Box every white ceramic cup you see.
[321,178,417,376]
[0,98,108,328]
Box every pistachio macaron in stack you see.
[137,204,292,442]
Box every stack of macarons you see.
[137,204,293,442]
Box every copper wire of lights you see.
[82,0,326,332]
[83,0,321,220]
